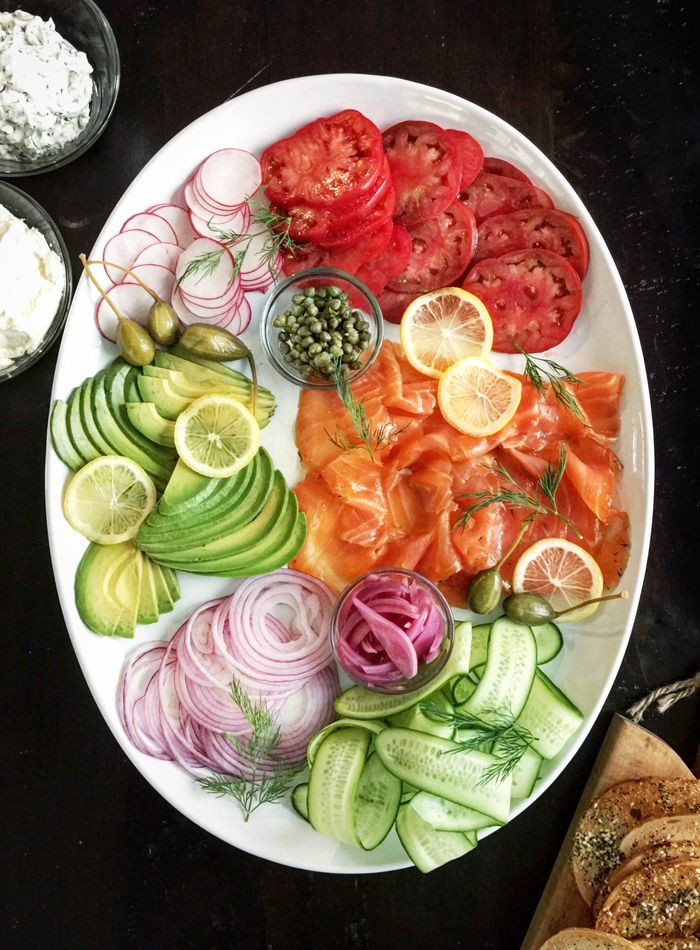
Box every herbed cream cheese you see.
[0,10,93,160]
[0,204,65,369]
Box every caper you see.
[178,323,249,362]
[116,318,155,366]
[503,592,555,625]
[468,569,504,614]
[146,299,179,346]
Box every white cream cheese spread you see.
[0,10,93,160]
[0,204,65,369]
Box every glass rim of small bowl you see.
[0,0,120,177]
[260,266,384,391]
[0,181,73,382]
[330,567,455,695]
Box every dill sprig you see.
[326,357,406,460]
[419,703,536,787]
[176,247,226,289]
[196,680,300,821]
[517,345,587,424]
[454,445,583,539]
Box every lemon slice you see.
[63,455,157,544]
[174,393,260,478]
[437,356,522,436]
[512,538,604,622]
[400,287,494,378]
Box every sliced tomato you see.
[261,109,384,208]
[282,217,394,278]
[475,208,590,277]
[460,172,553,223]
[462,248,583,353]
[356,224,413,296]
[377,288,422,324]
[445,129,484,189]
[387,200,477,295]
[283,158,392,244]
[382,120,460,226]
[318,182,395,248]
[482,157,531,182]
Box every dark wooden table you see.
[3,2,698,947]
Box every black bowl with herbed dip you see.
[0,2,119,176]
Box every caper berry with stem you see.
[503,590,629,626]
[467,514,536,615]
[178,323,258,416]
[116,317,155,366]
[147,299,179,346]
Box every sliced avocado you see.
[151,561,175,613]
[160,565,180,603]
[136,553,159,624]
[213,511,307,577]
[80,374,113,456]
[141,364,173,380]
[66,385,100,462]
[157,458,221,512]
[126,402,176,447]
[49,400,84,470]
[137,375,191,420]
[138,452,272,551]
[154,472,290,568]
[74,541,141,637]
[107,363,177,467]
[165,347,252,381]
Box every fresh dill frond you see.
[176,247,226,288]
[326,357,406,460]
[196,679,299,821]
[517,345,587,424]
[454,448,582,539]
[418,703,536,787]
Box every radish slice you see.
[102,230,159,284]
[179,268,241,305]
[189,204,250,242]
[170,286,238,327]
[169,287,201,325]
[234,294,251,333]
[121,212,178,244]
[192,172,240,214]
[198,148,261,209]
[133,241,182,271]
[178,282,242,317]
[96,283,155,342]
[184,180,242,225]
[123,263,176,301]
[176,238,237,300]
[145,204,197,248]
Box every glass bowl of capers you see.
[260,267,384,390]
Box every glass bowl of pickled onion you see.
[330,569,454,694]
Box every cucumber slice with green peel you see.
[355,753,402,850]
[307,719,386,769]
[396,804,477,873]
[532,622,563,664]
[126,402,176,447]
[468,622,491,670]
[136,553,159,625]
[80,375,113,457]
[516,670,583,760]
[508,745,542,799]
[374,728,511,823]
[388,690,454,739]
[151,562,175,613]
[401,782,419,803]
[459,617,537,723]
[66,386,101,462]
[334,622,472,720]
[410,791,500,832]
[449,675,477,706]
[291,783,309,821]
[308,727,370,848]
[49,400,84,469]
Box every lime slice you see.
[174,393,260,478]
[63,455,157,544]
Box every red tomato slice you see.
[475,208,590,277]
[261,109,384,208]
[318,182,395,248]
[445,129,484,189]
[462,248,583,353]
[382,120,460,226]
[460,172,553,223]
[282,218,394,278]
[387,200,477,294]
[482,157,531,182]
[377,287,421,324]
[283,158,392,244]
[356,224,413,296]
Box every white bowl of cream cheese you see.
[0,1,119,176]
[0,180,72,380]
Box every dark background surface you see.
[2,1,699,947]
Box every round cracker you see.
[595,860,700,939]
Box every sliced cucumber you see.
[469,622,491,670]
[533,622,563,664]
[388,689,453,739]
[508,746,542,799]
[410,791,499,832]
[291,783,309,822]
[396,804,476,873]
[449,674,477,706]
[516,670,583,760]
[307,718,385,769]
[374,728,511,823]
[400,782,419,803]
[307,727,370,848]
[460,617,536,722]
[355,753,401,850]
[49,399,84,469]
[334,621,472,720]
